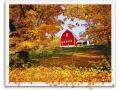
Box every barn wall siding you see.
[61,30,77,47]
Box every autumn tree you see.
[9,4,63,49]
[64,4,111,62]
[9,4,64,65]
[64,4,111,45]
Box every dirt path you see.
[38,50,103,67]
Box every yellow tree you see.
[64,4,111,62]
[64,4,111,45]
[9,5,64,65]
[9,4,63,50]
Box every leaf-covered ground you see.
[10,66,111,84]
[9,49,111,85]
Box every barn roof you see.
[55,26,86,40]
[62,29,80,40]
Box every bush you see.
[87,64,97,69]
[10,51,30,68]
[29,50,53,59]
[9,53,19,67]
[52,47,63,53]
[98,63,111,71]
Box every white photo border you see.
[5,0,116,87]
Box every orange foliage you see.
[65,4,111,45]
[9,5,64,52]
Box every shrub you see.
[87,64,97,69]
[29,50,53,59]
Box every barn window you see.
[66,33,68,37]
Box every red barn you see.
[60,30,78,47]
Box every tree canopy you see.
[9,4,111,53]
[9,4,64,53]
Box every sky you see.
[55,13,88,39]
